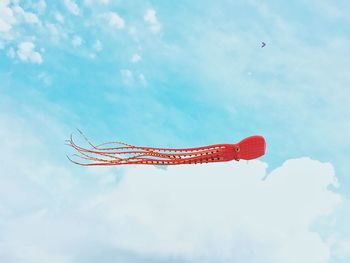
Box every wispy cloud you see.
[64,0,80,16]
[46,23,62,40]
[31,0,47,15]
[0,1,16,33]
[37,72,52,87]
[139,73,146,86]
[6,47,15,58]
[93,39,102,52]
[108,12,125,29]
[12,5,39,24]
[144,9,161,33]
[84,0,110,6]
[72,35,83,47]
[0,1,43,53]
[0,1,40,32]
[120,69,133,86]
[16,41,43,64]
[54,12,64,23]
[130,53,141,63]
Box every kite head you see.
[235,135,266,160]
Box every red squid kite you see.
[67,132,266,166]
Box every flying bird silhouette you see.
[261,42,266,48]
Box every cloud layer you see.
[0,113,341,263]
[89,159,340,263]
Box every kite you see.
[66,132,266,166]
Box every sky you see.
[0,0,350,262]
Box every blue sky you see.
[1,0,350,262]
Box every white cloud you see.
[37,72,52,86]
[13,5,39,24]
[0,1,16,33]
[108,12,125,29]
[45,23,68,43]
[334,240,350,259]
[120,69,133,85]
[84,0,110,6]
[139,73,146,86]
[130,53,141,63]
[64,0,80,16]
[72,35,83,47]
[46,23,62,40]
[24,12,39,24]
[7,47,15,58]
[89,40,102,58]
[84,159,340,262]
[93,39,102,52]
[120,69,146,86]
[128,26,137,35]
[54,12,64,23]
[31,0,46,14]
[0,1,42,50]
[16,41,43,64]
[144,9,161,33]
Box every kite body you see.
[67,134,266,166]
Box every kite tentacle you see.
[67,133,228,162]
[67,143,228,166]
[68,145,230,166]
[98,145,226,153]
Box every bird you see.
[261,42,266,48]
